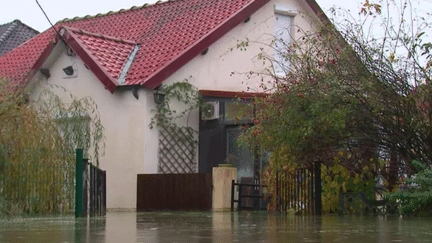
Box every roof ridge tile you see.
[63,27,136,45]
[58,0,173,24]
[0,20,20,47]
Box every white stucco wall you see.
[27,0,320,210]
[29,44,154,209]
[162,0,319,89]
[159,0,320,167]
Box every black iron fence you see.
[231,181,268,211]
[230,163,322,214]
[276,162,322,215]
[75,149,106,217]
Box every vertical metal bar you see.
[83,159,89,217]
[231,180,235,211]
[103,170,107,215]
[310,169,312,214]
[303,169,306,213]
[98,168,101,216]
[303,169,306,214]
[288,171,290,212]
[238,183,243,211]
[83,159,88,217]
[314,162,322,215]
[75,149,83,218]
[282,172,285,212]
[308,169,311,215]
[295,170,298,212]
[95,168,99,216]
[90,165,94,216]
[95,167,99,216]
[292,170,295,212]
[99,169,103,215]
[290,171,293,212]
[93,166,96,216]
[286,171,288,212]
[300,169,303,214]
[276,172,279,212]
[300,169,302,213]
[284,172,286,212]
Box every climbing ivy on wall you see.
[150,80,203,173]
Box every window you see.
[274,13,293,76]
[224,101,253,123]
[55,112,91,156]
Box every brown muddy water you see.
[0,211,431,242]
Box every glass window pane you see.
[274,13,292,75]
[224,102,253,122]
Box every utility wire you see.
[35,0,68,46]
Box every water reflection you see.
[0,212,432,242]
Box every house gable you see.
[0,0,272,91]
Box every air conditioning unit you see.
[201,101,219,120]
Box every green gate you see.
[75,149,106,217]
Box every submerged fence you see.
[0,149,105,217]
[76,155,106,217]
[231,181,268,211]
[276,162,322,215]
[0,158,75,216]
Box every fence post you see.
[276,172,279,212]
[75,149,84,218]
[314,162,322,215]
[231,180,235,211]
[103,170,107,215]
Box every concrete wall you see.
[27,0,320,210]
[212,167,237,211]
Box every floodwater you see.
[1,211,432,242]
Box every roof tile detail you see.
[0,0,271,90]
[66,28,137,80]
[0,20,39,56]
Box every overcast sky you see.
[1,0,364,32]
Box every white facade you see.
[27,0,320,209]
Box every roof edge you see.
[305,0,332,25]
[61,28,118,92]
[27,36,58,84]
[200,89,267,99]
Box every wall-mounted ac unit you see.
[201,101,219,120]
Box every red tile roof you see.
[0,0,325,92]
[69,28,137,80]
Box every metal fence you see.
[0,159,75,216]
[276,162,322,215]
[0,149,105,218]
[75,149,106,217]
[231,181,268,211]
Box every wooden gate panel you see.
[137,173,212,211]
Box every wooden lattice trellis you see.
[158,125,198,173]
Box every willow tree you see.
[0,80,104,215]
